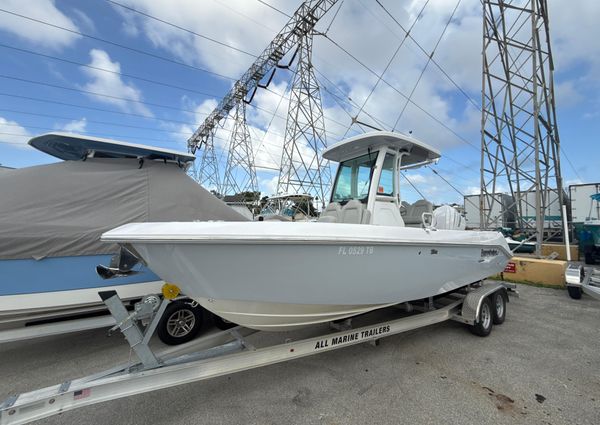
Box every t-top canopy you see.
[322,131,441,166]
[29,133,195,163]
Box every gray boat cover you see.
[0,158,247,260]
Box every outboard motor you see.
[432,205,466,230]
[96,245,142,279]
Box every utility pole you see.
[480,0,563,256]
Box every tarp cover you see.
[0,158,247,259]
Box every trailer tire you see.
[567,285,583,300]
[157,300,204,345]
[471,297,493,337]
[491,291,506,325]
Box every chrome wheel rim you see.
[495,295,504,318]
[481,303,491,329]
[167,309,195,337]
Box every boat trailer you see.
[566,264,600,300]
[0,281,515,425]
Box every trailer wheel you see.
[567,285,583,300]
[471,297,493,337]
[157,300,204,345]
[491,291,506,325]
[213,314,237,330]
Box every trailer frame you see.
[566,264,600,300]
[0,281,513,425]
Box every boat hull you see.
[105,222,512,331]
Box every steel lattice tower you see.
[481,0,563,256]
[221,101,258,196]
[197,130,221,193]
[277,31,331,206]
[187,1,338,197]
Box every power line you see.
[315,68,389,131]
[0,43,220,99]
[0,102,306,159]
[344,0,430,138]
[374,0,480,110]
[0,108,197,136]
[0,74,347,141]
[256,0,292,18]
[107,0,259,57]
[0,4,402,144]
[393,0,461,130]
[0,129,277,169]
[0,74,199,114]
[321,34,479,151]
[560,146,582,181]
[0,25,352,136]
[0,92,197,126]
[401,172,427,199]
[0,7,237,81]
[212,0,279,33]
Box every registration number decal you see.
[338,246,374,256]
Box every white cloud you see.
[58,118,87,133]
[259,174,280,196]
[555,80,584,109]
[81,49,152,116]
[111,0,596,197]
[0,116,31,149]
[112,0,284,78]
[71,8,96,33]
[0,0,80,49]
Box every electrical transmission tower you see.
[196,130,221,193]
[187,1,339,197]
[221,101,258,196]
[278,31,331,206]
[481,0,563,256]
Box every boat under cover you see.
[0,133,246,326]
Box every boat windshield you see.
[331,153,377,204]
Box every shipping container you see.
[463,193,515,229]
[514,189,566,230]
[569,183,600,223]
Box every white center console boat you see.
[103,131,511,331]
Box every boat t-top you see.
[257,193,317,221]
[103,131,511,331]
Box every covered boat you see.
[0,133,246,337]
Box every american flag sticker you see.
[73,389,91,400]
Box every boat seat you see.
[318,202,342,223]
[403,199,433,227]
[400,201,410,217]
[340,200,369,224]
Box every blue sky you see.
[0,0,598,204]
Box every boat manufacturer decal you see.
[337,246,374,256]
[313,324,391,350]
[480,248,499,258]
